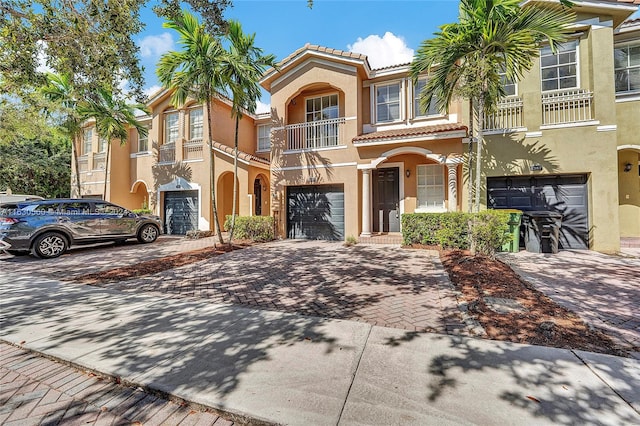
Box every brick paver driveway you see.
[92,240,469,335]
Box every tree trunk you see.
[102,142,111,200]
[474,93,484,213]
[229,116,239,247]
[207,99,224,246]
[467,98,474,213]
[72,135,82,198]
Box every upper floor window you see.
[614,43,640,94]
[541,40,578,91]
[306,94,338,122]
[82,128,93,155]
[257,124,270,151]
[376,82,401,122]
[499,69,517,97]
[189,108,203,140]
[413,79,440,118]
[137,127,148,152]
[164,111,179,145]
[98,137,107,153]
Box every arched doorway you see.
[253,173,269,216]
[130,180,149,210]
[217,172,239,226]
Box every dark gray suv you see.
[0,199,163,259]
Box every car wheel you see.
[33,232,68,259]
[137,224,159,244]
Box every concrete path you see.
[0,343,233,425]
[1,274,638,426]
[500,250,640,356]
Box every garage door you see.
[287,185,344,240]
[164,190,198,235]
[487,175,589,249]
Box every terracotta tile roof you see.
[278,43,368,66]
[621,17,640,26]
[211,141,270,165]
[372,62,412,72]
[353,123,468,143]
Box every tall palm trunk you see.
[474,92,485,213]
[206,99,224,245]
[467,98,474,213]
[102,142,111,200]
[72,135,82,197]
[229,116,239,246]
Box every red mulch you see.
[439,249,628,356]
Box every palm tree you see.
[157,10,228,245]
[410,0,574,212]
[79,88,148,199]
[41,73,83,197]
[223,19,276,245]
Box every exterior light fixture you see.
[405,169,411,178]
[624,162,633,173]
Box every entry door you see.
[254,179,262,216]
[373,168,400,233]
[164,190,198,235]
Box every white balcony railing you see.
[78,156,89,172]
[483,97,523,131]
[286,117,345,151]
[159,143,175,163]
[92,152,106,170]
[542,89,593,125]
[183,139,204,160]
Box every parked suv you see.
[0,199,163,259]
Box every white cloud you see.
[255,100,271,114]
[139,33,175,58]
[347,32,414,69]
[35,41,54,74]
[144,85,163,99]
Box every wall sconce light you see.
[624,162,633,173]
[405,169,411,178]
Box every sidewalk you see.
[1,273,639,425]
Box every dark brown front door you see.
[254,178,262,216]
[373,168,400,233]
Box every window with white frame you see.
[614,42,640,94]
[137,127,148,152]
[257,124,270,151]
[499,69,517,97]
[376,82,401,122]
[416,164,445,212]
[189,108,203,140]
[164,111,179,145]
[306,94,339,147]
[83,128,93,155]
[413,79,440,118]
[305,94,338,122]
[540,40,578,91]
[98,137,107,153]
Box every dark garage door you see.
[164,190,198,235]
[487,174,589,249]
[287,185,344,240]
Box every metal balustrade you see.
[92,152,106,170]
[542,89,593,125]
[286,117,345,150]
[159,143,176,163]
[183,139,204,160]
[483,97,523,131]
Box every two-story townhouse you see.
[75,90,272,235]
[261,0,638,253]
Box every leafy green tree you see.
[78,88,148,199]
[410,0,574,212]
[157,10,228,245]
[223,19,277,244]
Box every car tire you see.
[137,224,159,244]
[32,232,68,259]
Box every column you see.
[447,164,458,212]
[361,169,372,237]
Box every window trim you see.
[137,126,149,153]
[373,80,404,124]
[188,107,204,141]
[257,124,271,152]
[304,92,340,122]
[411,78,443,119]
[98,137,107,153]
[498,69,518,98]
[540,39,580,93]
[82,128,93,156]
[415,164,446,213]
[164,111,179,145]
[614,40,640,95]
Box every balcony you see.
[159,143,175,163]
[542,89,593,126]
[78,156,89,172]
[286,117,345,151]
[183,139,204,160]
[92,152,106,170]
[483,97,523,131]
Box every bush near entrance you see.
[224,215,275,242]
[402,211,513,256]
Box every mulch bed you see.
[440,249,628,357]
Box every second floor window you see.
[98,137,107,153]
[413,79,440,118]
[499,69,517,97]
[614,43,640,94]
[376,82,401,122]
[306,94,338,122]
[82,128,92,155]
[257,124,270,151]
[137,127,148,152]
[164,112,179,145]
[541,40,578,91]
[189,108,203,140]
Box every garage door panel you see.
[164,190,198,235]
[287,185,344,241]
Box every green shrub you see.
[224,215,274,242]
[469,210,512,257]
[133,208,152,214]
[344,235,358,247]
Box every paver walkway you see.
[0,342,233,425]
[501,250,640,356]
[91,240,471,335]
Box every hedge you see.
[402,210,514,256]
[224,215,274,242]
